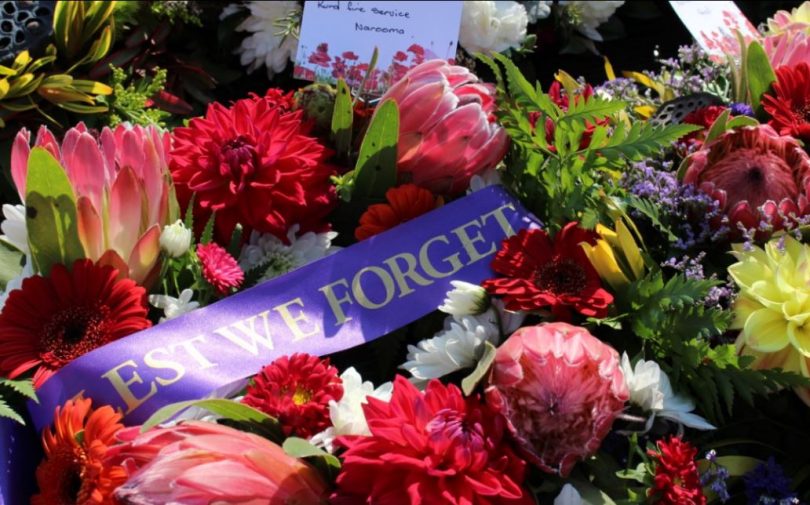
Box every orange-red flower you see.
[762,62,810,142]
[32,396,126,505]
[355,184,441,241]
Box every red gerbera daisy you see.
[242,353,343,438]
[482,223,613,320]
[197,243,244,296]
[0,260,151,388]
[355,184,441,240]
[32,396,127,505]
[331,376,532,505]
[647,436,707,505]
[170,95,336,245]
[762,62,810,142]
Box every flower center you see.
[220,135,258,190]
[292,386,312,406]
[746,166,764,184]
[534,258,587,295]
[425,409,486,470]
[40,306,111,368]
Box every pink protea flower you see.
[485,323,628,477]
[11,123,175,286]
[683,125,810,234]
[196,243,244,295]
[765,30,810,68]
[106,421,328,504]
[375,59,508,195]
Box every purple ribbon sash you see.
[28,186,539,431]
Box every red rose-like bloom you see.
[762,62,810,142]
[647,436,707,505]
[32,396,126,505]
[482,223,613,320]
[170,95,336,244]
[355,184,441,240]
[683,125,810,233]
[332,376,532,505]
[0,260,151,388]
[682,105,728,147]
[242,353,343,438]
[197,243,244,296]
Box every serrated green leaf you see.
[0,398,24,424]
[331,78,353,162]
[0,378,37,401]
[141,399,281,434]
[625,195,678,242]
[183,193,196,231]
[588,123,700,165]
[25,147,85,275]
[353,99,398,200]
[200,212,216,245]
[559,96,626,125]
[461,341,497,396]
[746,41,776,115]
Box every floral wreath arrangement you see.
[1,1,810,504]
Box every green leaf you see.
[282,437,342,480]
[559,96,626,125]
[0,398,24,424]
[726,115,759,129]
[703,108,730,144]
[587,123,700,166]
[141,398,282,434]
[200,212,216,245]
[0,241,22,287]
[491,52,539,105]
[227,224,243,259]
[331,78,353,161]
[746,41,776,115]
[461,341,497,396]
[0,378,37,401]
[25,147,85,275]
[352,99,399,200]
[183,193,196,231]
[625,195,678,242]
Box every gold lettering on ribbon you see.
[213,310,275,355]
[319,278,354,326]
[101,360,157,414]
[352,266,396,309]
[452,218,496,265]
[273,298,320,342]
[383,252,434,297]
[481,203,517,236]
[419,235,463,278]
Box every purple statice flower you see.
[730,102,755,117]
[662,252,735,308]
[700,450,731,503]
[743,457,799,505]
[621,160,726,250]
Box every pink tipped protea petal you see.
[109,166,145,261]
[76,196,104,260]
[11,128,31,199]
[128,225,161,286]
[63,132,107,211]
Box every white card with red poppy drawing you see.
[669,1,760,61]
[294,1,463,95]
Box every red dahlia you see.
[170,94,336,245]
[762,62,810,142]
[482,223,613,320]
[647,436,707,505]
[197,243,244,295]
[242,353,343,438]
[332,376,531,505]
[355,184,441,240]
[0,260,151,388]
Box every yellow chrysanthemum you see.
[728,235,810,384]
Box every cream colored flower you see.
[459,1,529,55]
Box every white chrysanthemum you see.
[310,368,393,453]
[468,167,503,193]
[1,204,28,254]
[620,353,715,431]
[526,1,553,23]
[223,1,301,78]
[561,1,624,41]
[149,289,200,322]
[160,220,193,258]
[459,1,529,55]
[239,225,337,282]
[439,280,489,316]
[0,260,32,313]
[554,484,586,505]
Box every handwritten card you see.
[294,1,463,94]
[669,1,760,61]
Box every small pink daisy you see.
[197,243,244,295]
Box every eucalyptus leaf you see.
[746,41,776,115]
[461,341,497,396]
[352,99,399,200]
[25,147,85,275]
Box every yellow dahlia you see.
[728,235,810,403]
